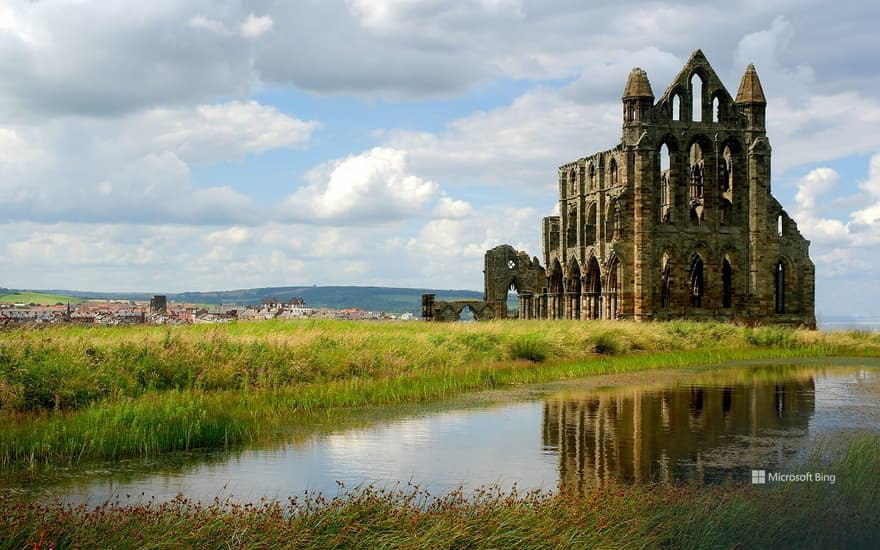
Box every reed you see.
[1,320,878,465]
[2,435,877,549]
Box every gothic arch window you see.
[567,261,582,320]
[722,258,732,308]
[672,94,682,121]
[689,143,704,200]
[569,169,577,195]
[691,73,704,122]
[777,214,784,237]
[607,257,620,320]
[566,203,578,245]
[720,146,733,193]
[584,203,597,244]
[775,261,786,313]
[689,142,705,226]
[689,254,704,308]
[588,163,596,190]
[586,256,602,320]
[550,259,564,319]
[660,143,672,223]
[712,96,720,123]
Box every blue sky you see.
[0,1,878,317]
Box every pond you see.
[5,358,880,506]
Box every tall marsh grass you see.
[2,435,878,549]
[1,320,878,465]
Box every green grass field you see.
[1,320,878,466]
[0,291,81,305]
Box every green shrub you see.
[509,337,548,362]
[591,332,622,354]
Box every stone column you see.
[632,146,654,320]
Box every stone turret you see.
[736,64,766,131]
[622,67,654,132]
[623,68,654,98]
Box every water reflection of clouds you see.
[33,361,880,507]
[319,404,558,493]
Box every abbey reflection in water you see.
[541,375,815,487]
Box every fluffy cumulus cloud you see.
[787,156,880,314]
[0,100,317,224]
[795,168,838,211]
[281,147,443,224]
[381,89,620,192]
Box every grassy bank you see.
[2,435,878,549]
[1,320,879,466]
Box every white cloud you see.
[146,101,319,163]
[0,100,317,225]
[282,147,439,224]
[849,154,880,230]
[382,88,618,191]
[188,15,227,34]
[432,196,474,219]
[795,167,838,210]
[405,206,540,285]
[859,154,880,198]
[240,13,274,38]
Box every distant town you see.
[0,294,417,325]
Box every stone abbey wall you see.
[428,50,815,326]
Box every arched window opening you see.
[569,169,577,195]
[660,256,672,308]
[689,142,705,226]
[660,143,672,223]
[567,262,582,320]
[722,258,732,308]
[777,214,784,237]
[550,260,564,320]
[626,102,635,123]
[775,261,786,314]
[672,94,682,121]
[689,143,704,200]
[720,146,733,193]
[588,163,596,190]
[609,158,618,186]
[691,74,704,122]
[586,257,602,320]
[607,258,620,320]
[712,96,720,123]
[689,254,704,309]
[584,203,597,244]
[459,305,475,322]
[507,282,520,320]
[566,204,578,245]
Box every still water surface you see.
[8,359,880,505]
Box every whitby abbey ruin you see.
[425,50,815,326]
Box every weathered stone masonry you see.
[427,50,815,326]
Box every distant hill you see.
[28,286,485,314]
[0,291,82,305]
